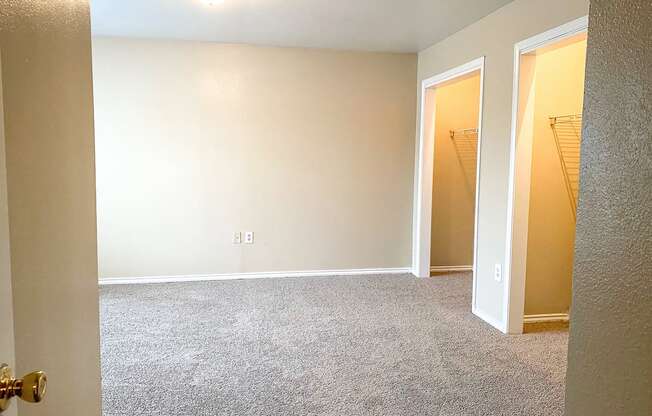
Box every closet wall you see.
[430,73,481,268]
[524,39,587,315]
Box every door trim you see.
[503,16,589,334]
[411,56,485,316]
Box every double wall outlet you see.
[494,264,502,282]
[233,232,254,245]
[244,231,254,244]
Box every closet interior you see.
[515,34,588,331]
[430,71,481,275]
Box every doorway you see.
[504,17,589,334]
[430,72,481,276]
[412,58,484,312]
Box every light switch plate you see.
[233,232,242,244]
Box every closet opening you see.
[430,73,481,276]
[412,57,484,316]
[505,17,588,334]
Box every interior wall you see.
[524,39,587,316]
[417,0,589,328]
[565,0,652,414]
[430,73,480,268]
[0,54,16,416]
[0,1,102,415]
[92,37,417,280]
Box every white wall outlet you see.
[494,264,502,282]
[244,231,254,244]
[233,232,242,244]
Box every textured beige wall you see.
[430,73,480,267]
[417,0,589,324]
[0,1,102,415]
[524,40,586,315]
[0,54,17,416]
[92,37,417,279]
[566,0,652,413]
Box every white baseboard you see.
[523,313,570,324]
[472,307,507,334]
[99,267,412,286]
[430,265,473,272]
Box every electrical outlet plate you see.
[233,232,242,244]
[244,232,254,244]
[494,264,502,282]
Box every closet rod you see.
[549,112,583,219]
[449,128,478,139]
[549,113,582,126]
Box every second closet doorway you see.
[504,17,588,334]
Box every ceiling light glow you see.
[201,0,223,5]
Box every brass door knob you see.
[0,364,47,413]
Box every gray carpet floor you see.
[100,273,568,415]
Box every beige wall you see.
[0,1,102,415]
[565,0,652,416]
[417,0,589,325]
[430,73,480,267]
[0,54,16,416]
[524,40,586,315]
[566,1,652,413]
[92,37,417,279]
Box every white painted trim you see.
[473,307,507,333]
[99,267,412,286]
[523,313,570,324]
[412,56,485,324]
[518,16,589,55]
[421,58,485,89]
[471,59,486,314]
[412,86,436,278]
[430,265,473,272]
[503,16,589,335]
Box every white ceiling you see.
[90,0,513,53]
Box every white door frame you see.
[503,16,589,334]
[411,56,485,308]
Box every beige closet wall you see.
[430,73,480,268]
[92,38,417,279]
[417,0,589,324]
[524,40,587,316]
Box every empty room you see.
[1,1,650,416]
